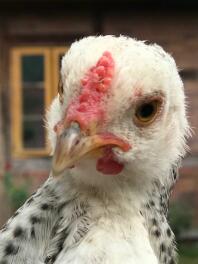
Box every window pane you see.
[22,55,44,82]
[23,120,45,148]
[21,54,45,149]
[22,88,44,115]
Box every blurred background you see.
[0,0,197,263]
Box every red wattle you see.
[96,147,124,175]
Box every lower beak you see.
[52,123,130,176]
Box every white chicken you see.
[0,36,189,264]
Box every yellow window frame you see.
[10,46,68,158]
[52,47,69,98]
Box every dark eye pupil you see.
[139,103,155,118]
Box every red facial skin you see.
[65,51,115,131]
[98,133,131,153]
[53,120,65,136]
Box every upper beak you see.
[52,122,131,176]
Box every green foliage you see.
[169,200,193,238]
[3,170,29,211]
[179,243,198,264]
[180,257,198,264]
[179,243,198,258]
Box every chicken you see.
[0,36,189,264]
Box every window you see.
[180,69,198,81]
[10,47,68,157]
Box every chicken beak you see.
[52,122,131,176]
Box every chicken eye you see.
[134,99,162,126]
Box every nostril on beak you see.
[74,138,80,146]
[59,122,82,153]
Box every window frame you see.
[52,47,69,98]
[11,47,53,158]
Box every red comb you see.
[66,51,115,131]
